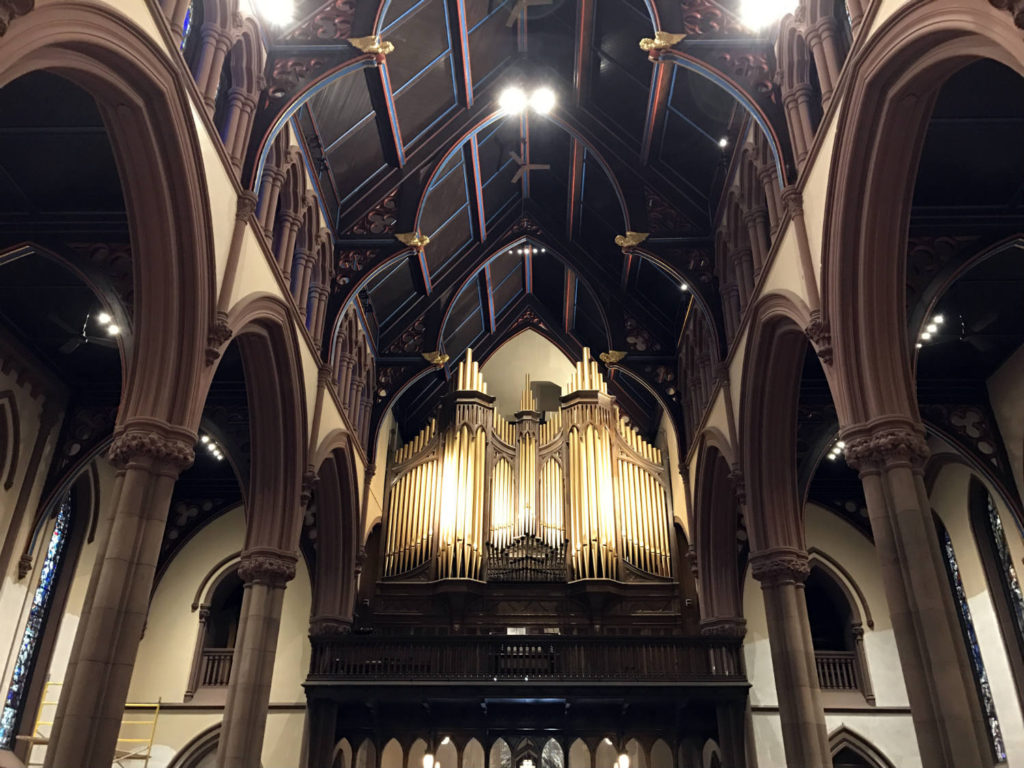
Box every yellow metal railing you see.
[16,682,161,767]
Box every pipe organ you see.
[382,348,674,583]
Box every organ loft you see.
[305,350,746,768]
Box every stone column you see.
[783,91,809,165]
[304,696,339,768]
[43,424,194,768]
[216,547,297,768]
[844,421,993,767]
[749,547,831,768]
[337,356,356,410]
[744,209,770,275]
[275,212,301,277]
[757,164,782,235]
[257,169,285,238]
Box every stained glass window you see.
[180,2,194,52]
[0,493,72,748]
[939,524,1007,762]
[984,495,1024,648]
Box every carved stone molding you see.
[0,0,32,36]
[238,547,297,587]
[17,552,32,580]
[804,310,833,365]
[699,617,747,640]
[301,469,318,509]
[749,547,810,587]
[843,423,930,473]
[285,0,357,41]
[107,425,195,472]
[309,614,352,639]
[988,0,1024,30]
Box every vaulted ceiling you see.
[252,0,787,442]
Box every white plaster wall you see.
[930,461,1024,767]
[656,411,689,540]
[125,506,310,767]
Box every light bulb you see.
[718,136,729,149]
[921,331,932,341]
[106,324,120,335]
[926,323,937,334]
[423,754,435,768]
[739,0,796,29]
[96,311,112,325]
[618,755,629,768]
[254,0,294,25]
[530,86,556,115]
[201,435,210,444]
[499,86,528,114]
[933,314,945,324]
[680,282,689,291]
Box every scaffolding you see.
[16,682,161,768]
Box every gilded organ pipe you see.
[381,347,674,583]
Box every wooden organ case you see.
[371,348,688,632]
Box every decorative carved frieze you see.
[0,0,32,36]
[699,616,747,640]
[284,0,357,41]
[107,426,195,472]
[347,190,398,235]
[238,547,298,587]
[309,615,352,638]
[843,425,930,472]
[17,553,32,580]
[905,235,981,311]
[680,0,744,36]
[645,187,693,234]
[334,248,375,288]
[749,547,810,587]
[268,57,326,99]
[386,315,427,354]
[624,312,662,353]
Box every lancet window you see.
[0,492,72,746]
[937,520,1006,762]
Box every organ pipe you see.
[381,347,674,582]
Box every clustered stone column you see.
[44,423,195,768]
[216,547,297,768]
[749,546,831,768]
[844,419,993,768]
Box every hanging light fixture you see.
[253,0,294,26]
[739,0,796,29]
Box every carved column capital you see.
[0,0,32,36]
[107,422,195,473]
[749,547,810,587]
[236,191,259,220]
[301,469,318,509]
[309,614,352,639]
[781,186,804,219]
[843,419,930,473]
[238,547,297,587]
[700,617,747,641]
[804,309,833,365]
[206,310,233,366]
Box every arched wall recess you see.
[827,726,896,768]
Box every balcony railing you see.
[309,636,744,683]
[815,650,859,691]
[200,648,234,687]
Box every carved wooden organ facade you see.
[381,349,676,585]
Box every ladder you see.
[16,682,161,768]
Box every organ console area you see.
[380,348,676,585]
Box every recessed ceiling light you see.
[718,136,729,149]
[933,314,944,324]
[739,0,796,29]
[926,323,937,334]
[915,343,922,348]
[106,324,120,336]
[680,282,689,291]
[921,331,932,340]
[96,311,112,325]
[200,435,210,444]
[540,248,546,253]
[499,86,528,114]
[254,0,294,25]
[530,86,556,115]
